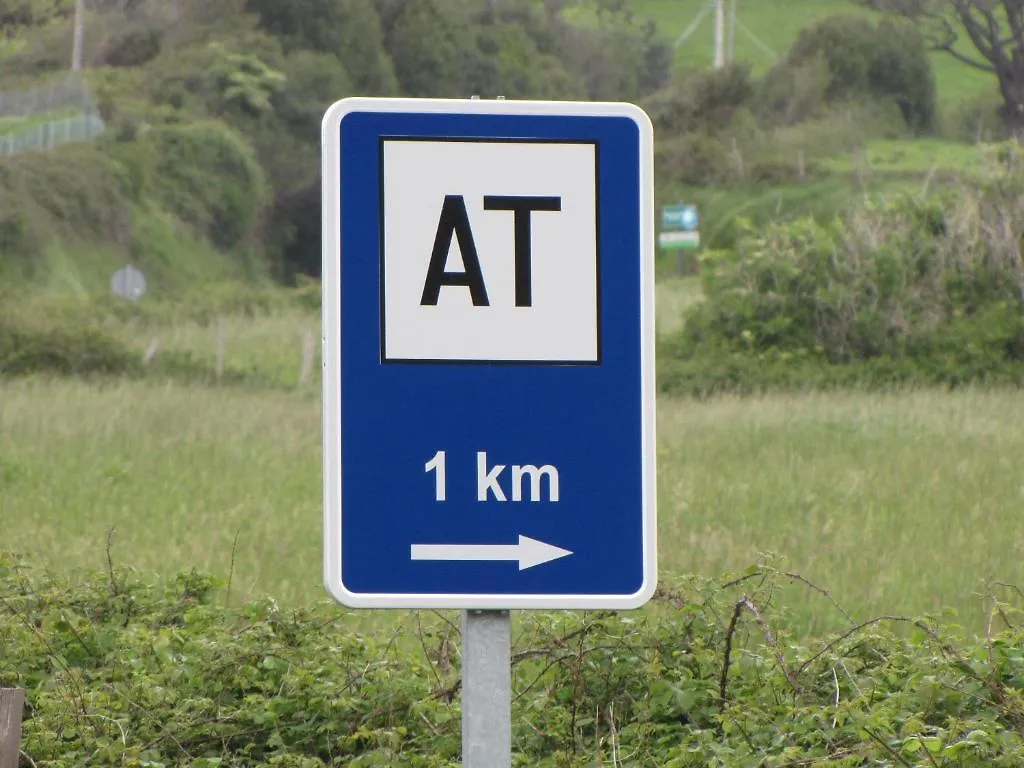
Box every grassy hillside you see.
[632,0,996,104]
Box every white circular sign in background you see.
[111,265,147,301]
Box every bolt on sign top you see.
[322,97,657,610]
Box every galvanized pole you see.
[727,0,737,64]
[71,0,85,71]
[461,610,511,767]
[712,0,726,69]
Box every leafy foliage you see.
[0,300,137,376]
[2,555,1023,765]
[659,144,1024,396]
[0,281,321,381]
[0,114,269,287]
[769,13,937,134]
[132,121,269,251]
[1,0,677,284]
[856,0,1024,135]
[0,140,133,277]
[0,0,73,34]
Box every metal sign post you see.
[321,96,656,765]
[462,610,511,767]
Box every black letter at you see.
[483,196,561,307]
[420,195,489,307]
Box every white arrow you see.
[410,535,573,571]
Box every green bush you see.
[660,154,1024,393]
[767,14,937,134]
[655,131,735,185]
[129,120,269,251]
[3,555,1024,765]
[944,93,1009,144]
[0,300,137,376]
[0,142,135,272]
[0,121,271,288]
[646,63,754,139]
[0,281,322,382]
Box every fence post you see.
[0,688,25,768]
[215,316,227,380]
[731,137,744,179]
[143,338,160,366]
[299,328,315,385]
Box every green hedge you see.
[2,555,1023,766]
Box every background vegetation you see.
[2,0,1023,764]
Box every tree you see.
[779,14,936,133]
[856,0,1024,135]
[378,0,476,98]
[245,0,397,94]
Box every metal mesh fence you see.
[0,74,96,118]
[0,114,107,156]
[0,74,105,156]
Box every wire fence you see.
[0,114,107,156]
[0,74,96,117]
[0,74,105,156]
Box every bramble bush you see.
[659,145,1024,397]
[1,553,1023,766]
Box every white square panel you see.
[381,139,599,363]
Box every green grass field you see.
[655,275,703,335]
[2,284,1021,637]
[819,137,993,176]
[630,0,996,104]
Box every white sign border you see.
[322,97,657,610]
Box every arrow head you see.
[517,535,573,570]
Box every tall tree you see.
[856,0,1024,135]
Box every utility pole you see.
[713,0,725,69]
[727,0,737,65]
[71,0,85,71]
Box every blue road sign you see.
[662,203,699,232]
[322,97,656,609]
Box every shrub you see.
[0,142,135,276]
[655,131,735,185]
[131,120,269,251]
[646,63,754,139]
[0,300,137,377]
[755,53,831,127]
[103,26,164,68]
[3,556,1024,765]
[711,177,1021,358]
[869,19,937,133]
[944,93,1009,144]
[766,14,936,134]
[660,154,1024,393]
